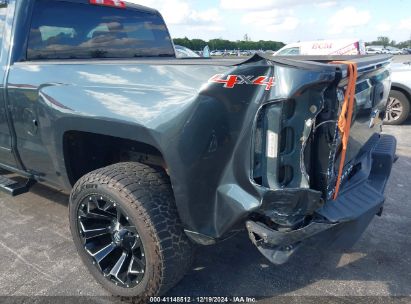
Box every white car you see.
[385,61,411,125]
[366,46,383,54]
[210,50,223,56]
[384,46,403,55]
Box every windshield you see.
[27,0,175,60]
[276,47,300,56]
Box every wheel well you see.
[63,131,166,186]
[391,85,411,105]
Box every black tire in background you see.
[69,162,193,300]
[384,90,410,125]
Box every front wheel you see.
[384,90,410,125]
[69,162,193,300]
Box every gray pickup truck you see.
[0,0,397,300]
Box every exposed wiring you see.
[313,120,337,132]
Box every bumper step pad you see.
[317,182,384,223]
[317,134,396,223]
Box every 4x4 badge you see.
[209,74,275,91]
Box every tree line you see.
[173,36,411,52]
[365,36,411,49]
[173,37,285,51]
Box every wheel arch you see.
[54,115,168,188]
[391,83,411,106]
[62,130,167,187]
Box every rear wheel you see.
[384,90,410,125]
[69,162,193,300]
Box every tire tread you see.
[70,162,193,301]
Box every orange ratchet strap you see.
[330,61,358,200]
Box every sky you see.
[127,0,411,44]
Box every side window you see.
[87,24,109,39]
[0,4,7,49]
[124,22,155,41]
[31,26,76,48]
[40,26,75,41]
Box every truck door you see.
[0,1,16,168]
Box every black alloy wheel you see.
[77,194,145,288]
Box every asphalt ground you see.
[0,122,410,304]
[392,54,411,63]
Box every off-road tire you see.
[384,90,410,125]
[69,162,193,301]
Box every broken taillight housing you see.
[252,101,295,189]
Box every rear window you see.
[27,0,175,60]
